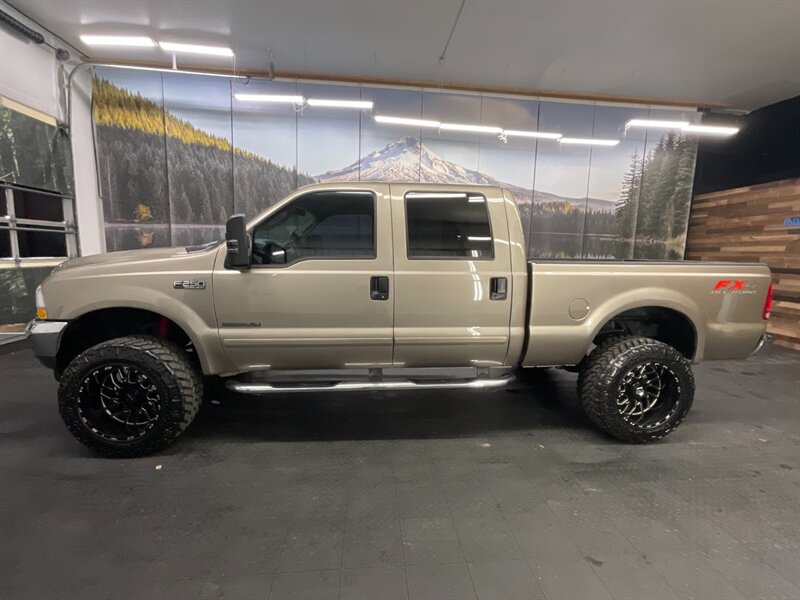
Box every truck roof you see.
[293,181,502,193]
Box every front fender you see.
[40,248,233,374]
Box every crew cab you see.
[28,183,773,456]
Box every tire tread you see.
[578,336,694,443]
[58,335,202,457]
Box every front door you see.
[213,185,394,371]
[389,185,513,368]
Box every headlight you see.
[35,285,47,320]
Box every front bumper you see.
[26,319,68,370]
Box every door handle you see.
[490,277,507,301]
[370,276,390,301]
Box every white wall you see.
[0,10,60,118]
[0,1,104,255]
[68,67,104,255]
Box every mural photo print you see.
[91,67,698,258]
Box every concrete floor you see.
[1,343,798,600]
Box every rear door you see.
[389,185,513,368]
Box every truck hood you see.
[54,243,221,273]
[56,247,187,271]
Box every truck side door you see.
[389,185,513,368]
[213,185,394,371]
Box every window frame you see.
[0,183,77,268]
[248,190,378,269]
[403,191,495,261]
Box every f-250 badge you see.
[173,280,206,290]
[711,280,757,295]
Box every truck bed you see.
[523,260,771,366]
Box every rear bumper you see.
[26,319,68,370]
[751,333,773,356]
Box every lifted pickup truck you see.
[29,183,773,456]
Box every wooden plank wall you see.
[685,178,800,351]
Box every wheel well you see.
[593,307,697,359]
[56,308,198,378]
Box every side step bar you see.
[227,376,513,395]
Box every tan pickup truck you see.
[28,183,773,456]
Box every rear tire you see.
[58,335,202,457]
[578,336,694,443]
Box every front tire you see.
[58,335,202,457]
[578,336,694,443]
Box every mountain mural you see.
[91,68,696,260]
[316,136,617,213]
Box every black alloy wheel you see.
[578,336,695,443]
[59,335,202,457]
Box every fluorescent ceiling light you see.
[95,64,247,79]
[234,93,304,104]
[375,115,441,128]
[159,41,234,57]
[467,236,492,242]
[406,192,467,199]
[440,123,502,134]
[626,119,690,129]
[307,99,373,109]
[503,129,562,140]
[468,196,485,203]
[560,138,620,146]
[682,124,739,136]
[80,35,156,47]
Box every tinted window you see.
[17,230,67,258]
[405,193,493,259]
[251,191,375,265]
[14,190,64,222]
[0,228,10,258]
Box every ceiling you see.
[8,0,800,111]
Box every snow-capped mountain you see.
[315,136,616,213]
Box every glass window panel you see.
[360,87,424,182]
[405,193,493,259]
[298,83,361,184]
[0,266,55,325]
[529,232,583,259]
[13,190,64,222]
[251,191,375,264]
[531,101,594,242]
[232,79,300,217]
[93,67,169,228]
[633,106,700,259]
[420,91,481,182]
[582,234,617,259]
[163,73,233,231]
[105,224,170,252]
[0,228,10,257]
[17,230,67,257]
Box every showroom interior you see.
[1,0,799,599]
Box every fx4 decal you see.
[711,279,757,295]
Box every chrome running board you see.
[227,375,513,395]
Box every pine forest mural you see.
[0,105,73,195]
[92,67,698,258]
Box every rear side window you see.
[405,192,493,259]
